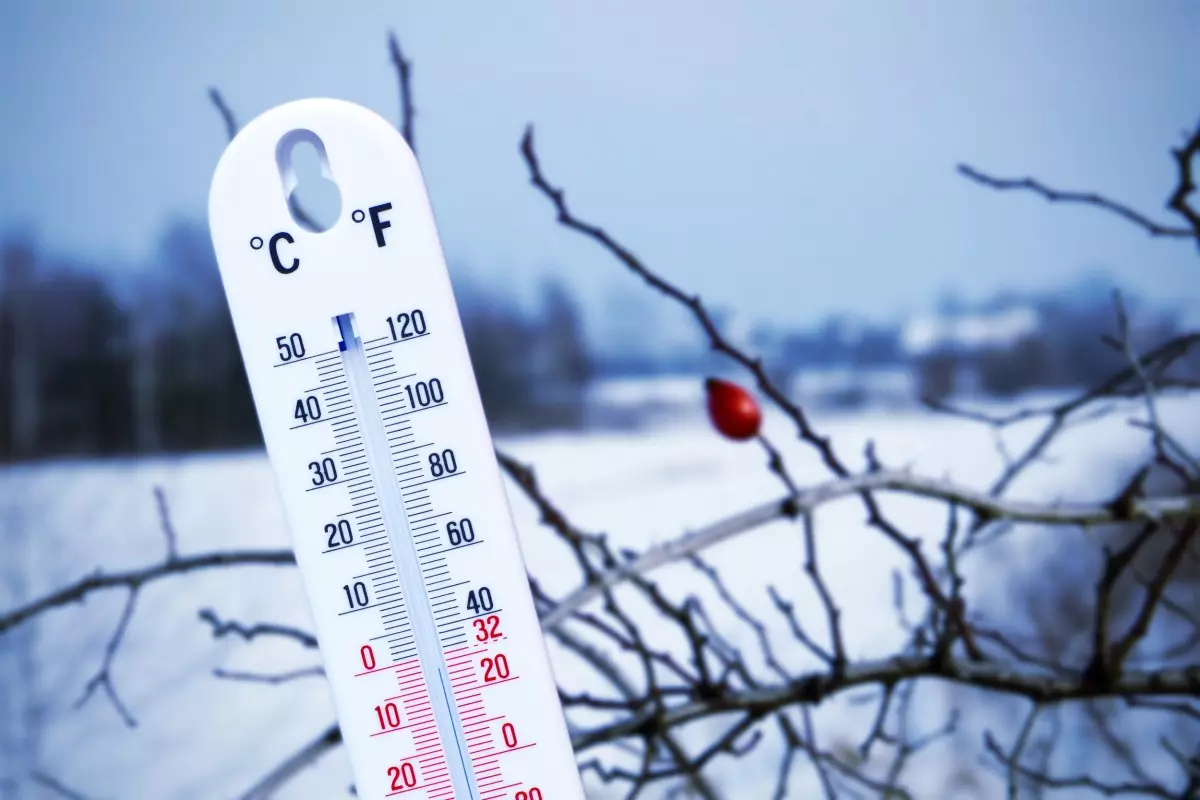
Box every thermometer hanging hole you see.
[275,129,342,233]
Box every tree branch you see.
[234,723,342,800]
[520,122,978,660]
[538,470,1200,630]
[387,31,416,155]
[198,608,318,649]
[207,88,238,142]
[957,164,1196,239]
[571,656,1200,752]
[0,549,295,636]
[213,666,325,684]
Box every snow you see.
[0,392,1195,798]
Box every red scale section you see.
[360,656,456,799]
[443,635,540,800]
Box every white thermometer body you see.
[208,99,583,800]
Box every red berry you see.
[705,378,761,441]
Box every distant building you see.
[901,306,1039,357]
[901,305,1042,400]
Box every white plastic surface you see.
[208,98,583,800]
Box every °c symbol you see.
[250,236,264,250]
[269,231,299,274]
[351,209,365,223]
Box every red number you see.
[502,722,518,748]
[388,762,417,790]
[360,645,376,671]
[481,653,510,682]
[375,702,402,730]
[515,790,543,800]
[473,614,502,641]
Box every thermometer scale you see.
[208,99,584,800]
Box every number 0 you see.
[502,722,518,748]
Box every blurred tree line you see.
[0,223,592,462]
[914,289,1195,402]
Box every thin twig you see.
[235,724,343,800]
[0,549,295,635]
[208,88,238,142]
[957,164,1195,239]
[387,31,416,155]
[571,655,1200,752]
[30,772,97,800]
[198,608,318,649]
[74,590,139,727]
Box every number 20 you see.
[387,762,417,790]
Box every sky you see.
[2,2,1199,342]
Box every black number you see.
[446,518,475,547]
[428,449,457,478]
[404,378,444,408]
[275,333,305,362]
[325,519,353,548]
[309,457,338,486]
[386,309,428,341]
[344,581,369,609]
[466,586,494,615]
[294,396,322,423]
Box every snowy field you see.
[0,391,1196,799]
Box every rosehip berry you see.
[705,378,762,441]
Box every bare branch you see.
[1113,292,1200,478]
[552,625,720,799]
[154,484,178,561]
[30,772,97,800]
[1109,521,1200,672]
[991,704,1042,799]
[957,164,1195,239]
[1167,119,1200,238]
[983,734,1179,799]
[213,666,325,685]
[571,656,1200,752]
[539,470,1200,629]
[0,549,295,636]
[198,608,318,649]
[798,511,847,674]
[74,590,139,727]
[801,706,837,799]
[235,724,342,800]
[926,331,1200,496]
[207,88,238,143]
[519,123,985,662]
[387,31,416,155]
[208,86,320,231]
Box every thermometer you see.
[208,99,584,800]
